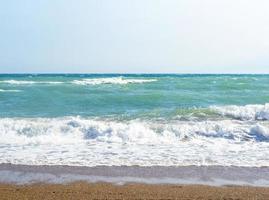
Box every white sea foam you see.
[0,89,21,92]
[211,103,269,121]
[0,80,63,85]
[0,80,36,84]
[72,77,157,85]
[0,117,269,167]
[45,81,64,84]
[0,78,156,85]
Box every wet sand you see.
[1,164,269,199]
[1,182,269,200]
[1,164,269,186]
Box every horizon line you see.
[0,72,269,75]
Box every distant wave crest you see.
[0,77,156,85]
[0,89,21,92]
[71,77,157,85]
[0,80,63,85]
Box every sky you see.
[0,0,269,73]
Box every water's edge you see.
[1,164,269,187]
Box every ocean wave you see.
[0,78,156,85]
[210,103,269,121]
[71,77,157,85]
[1,117,269,167]
[0,80,36,84]
[0,89,21,92]
[0,80,64,85]
[0,117,268,145]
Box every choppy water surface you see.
[0,74,269,166]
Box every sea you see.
[0,74,269,167]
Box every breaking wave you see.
[0,80,64,85]
[0,77,156,86]
[210,103,269,121]
[71,77,157,85]
[0,89,21,92]
[0,117,268,145]
[1,117,269,166]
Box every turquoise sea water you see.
[0,74,269,167]
[0,74,268,119]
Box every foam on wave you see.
[0,80,63,85]
[0,77,156,85]
[0,117,268,145]
[210,103,269,121]
[1,117,269,166]
[0,80,36,84]
[0,89,21,92]
[71,77,157,85]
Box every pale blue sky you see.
[0,0,269,73]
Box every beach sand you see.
[1,182,269,200]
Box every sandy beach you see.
[1,182,269,200]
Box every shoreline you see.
[2,164,269,199]
[1,164,269,187]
